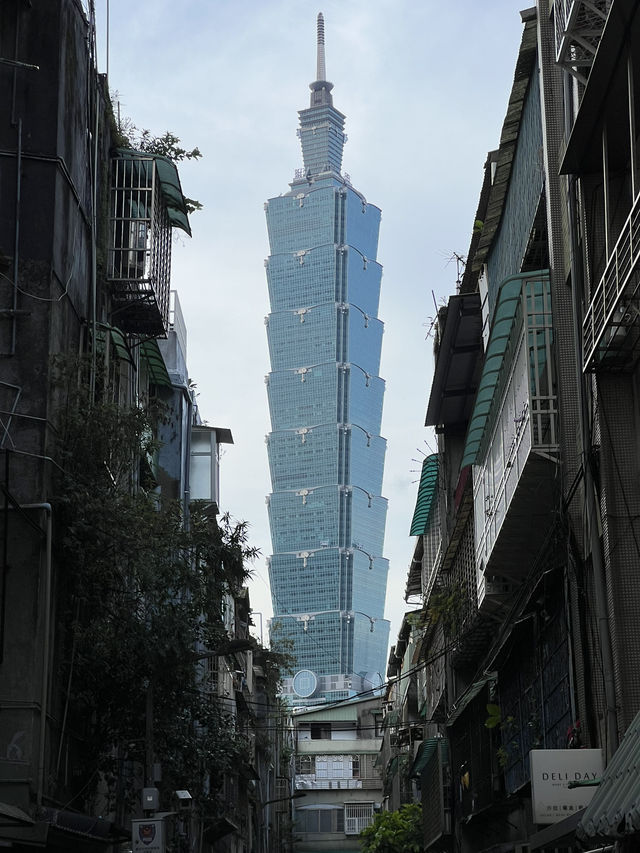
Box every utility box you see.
[132,818,165,853]
[142,787,159,812]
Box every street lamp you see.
[347,545,376,570]
[343,610,377,632]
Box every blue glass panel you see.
[264,88,389,701]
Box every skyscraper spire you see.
[309,11,333,105]
[316,12,326,82]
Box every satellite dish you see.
[292,669,318,698]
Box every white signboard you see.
[132,818,165,853]
[530,748,603,824]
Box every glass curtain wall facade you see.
[265,14,390,705]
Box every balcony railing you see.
[295,777,380,790]
[583,190,640,371]
[465,273,558,607]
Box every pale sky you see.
[96,1,526,649]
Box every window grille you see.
[344,802,374,834]
[202,657,219,696]
[108,155,172,335]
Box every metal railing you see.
[583,192,640,370]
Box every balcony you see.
[108,151,190,337]
[583,191,640,371]
[461,272,558,609]
[554,0,610,86]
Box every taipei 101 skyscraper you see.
[264,13,390,705]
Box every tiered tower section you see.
[264,14,390,705]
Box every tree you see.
[52,362,260,817]
[360,803,424,853]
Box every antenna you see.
[317,12,326,81]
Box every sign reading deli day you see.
[530,749,603,824]
[132,818,165,853]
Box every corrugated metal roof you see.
[578,708,640,842]
[141,339,171,387]
[409,454,438,536]
[409,738,438,778]
[295,705,358,722]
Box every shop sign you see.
[530,748,603,824]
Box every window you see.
[344,802,375,834]
[295,808,344,833]
[310,723,331,740]
[295,755,315,775]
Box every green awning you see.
[109,327,133,363]
[95,324,134,365]
[409,737,449,778]
[409,454,439,536]
[113,148,191,236]
[461,270,549,468]
[141,339,171,387]
[578,707,640,842]
[409,738,438,778]
[446,674,495,727]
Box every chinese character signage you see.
[530,749,603,824]
[132,818,165,853]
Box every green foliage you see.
[405,610,428,630]
[133,129,203,214]
[135,129,202,162]
[109,93,203,214]
[360,803,423,853]
[52,373,261,815]
[427,584,464,634]
[485,703,502,729]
